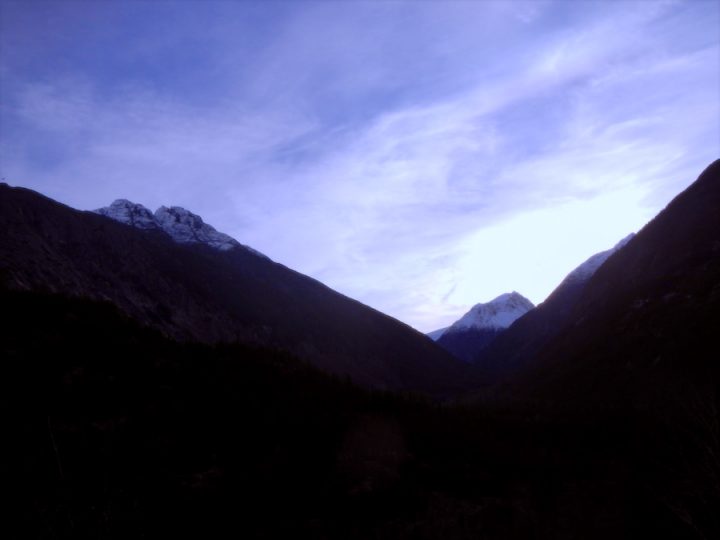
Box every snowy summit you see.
[96,199,160,230]
[95,199,265,255]
[443,292,535,335]
[558,233,635,287]
[154,206,239,251]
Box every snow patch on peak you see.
[560,233,635,286]
[95,199,267,257]
[154,206,239,251]
[446,291,534,333]
[96,199,159,230]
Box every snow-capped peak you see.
[154,206,240,251]
[559,233,635,286]
[96,199,160,230]
[95,199,266,256]
[445,291,534,334]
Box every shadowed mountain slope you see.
[524,159,720,403]
[4,160,720,539]
[5,288,698,540]
[0,184,469,395]
[484,160,720,536]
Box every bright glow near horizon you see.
[1,0,718,331]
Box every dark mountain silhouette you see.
[5,288,698,539]
[0,183,469,395]
[484,159,720,535]
[473,159,720,398]
[523,159,720,403]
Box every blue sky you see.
[1,0,718,331]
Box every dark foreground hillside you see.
[5,290,709,539]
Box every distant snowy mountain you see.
[446,292,534,333]
[432,235,635,365]
[433,292,535,362]
[474,233,636,376]
[95,199,265,256]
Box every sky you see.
[1,0,718,332]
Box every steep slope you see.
[435,292,534,362]
[474,234,634,377]
[0,184,470,395]
[525,159,720,402]
[497,160,720,537]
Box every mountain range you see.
[3,159,720,539]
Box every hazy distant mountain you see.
[474,234,634,376]
[0,185,470,395]
[426,327,448,341]
[433,292,534,362]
